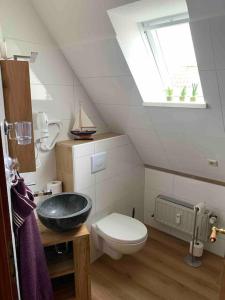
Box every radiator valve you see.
[209,215,217,225]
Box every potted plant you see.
[179,86,187,102]
[166,87,173,101]
[190,83,198,102]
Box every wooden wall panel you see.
[0,61,36,172]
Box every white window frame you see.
[142,14,190,88]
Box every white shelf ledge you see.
[142,102,207,108]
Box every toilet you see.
[92,213,148,260]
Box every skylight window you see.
[142,14,204,105]
[108,1,206,108]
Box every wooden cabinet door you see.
[0,131,19,300]
[220,261,225,300]
[0,61,36,173]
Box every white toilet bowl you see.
[92,213,148,260]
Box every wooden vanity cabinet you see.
[39,222,91,300]
[0,60,36,172]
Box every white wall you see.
[73,135,144,260]
[145,168,225,257]
[31,0,225,182]
[0,0,107,192]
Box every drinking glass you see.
[14,121,32,145]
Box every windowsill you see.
[142,102,207,108]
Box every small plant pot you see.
[190,96,196,102]
[179,96,185,102]
[166,96,173,101]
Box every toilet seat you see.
[96,213,148,245]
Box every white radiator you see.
[154,195,210,241]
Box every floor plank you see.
[91,228,224,300]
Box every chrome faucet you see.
[33,190,52,198]
[210,226,225,243]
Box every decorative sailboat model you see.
[70,105,96,140]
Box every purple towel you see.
[11,178,54,300]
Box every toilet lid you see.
[96,213,148,244]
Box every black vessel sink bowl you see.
[37,192,92,232]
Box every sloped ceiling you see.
[31,0,225,181]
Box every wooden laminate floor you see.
[91,228,224,300]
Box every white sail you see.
[80,107,95,129]
[72,105,96,131]
[72,110,81,131]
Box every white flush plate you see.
[91,152,107,174]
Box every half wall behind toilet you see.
[73,135,144,260]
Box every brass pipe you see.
[210,226,225,243]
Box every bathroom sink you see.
[37,192,92,232]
